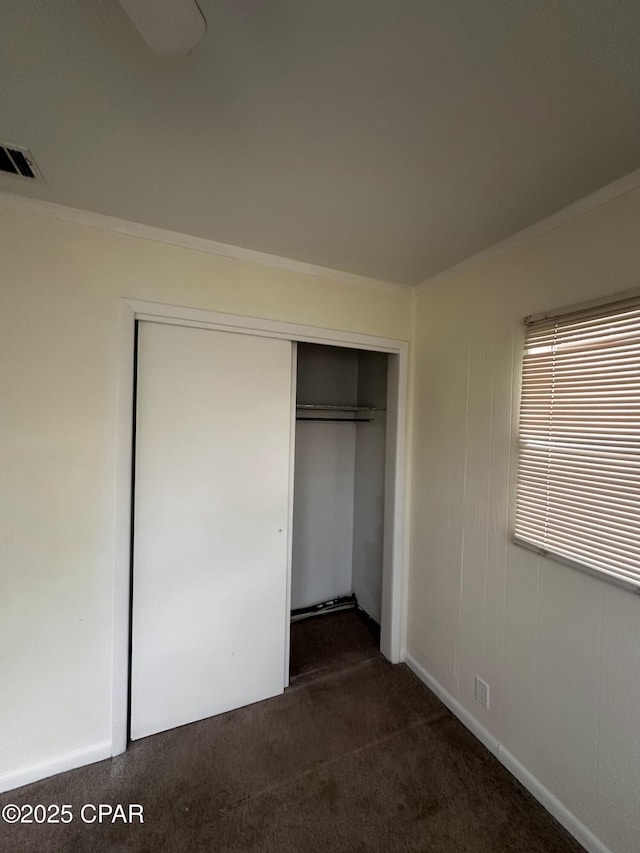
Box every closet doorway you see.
[112,300,408,755]
[289,343,388,683]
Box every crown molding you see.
[417,167,640,292]
[0,190,411,295]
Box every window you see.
[514,295,640,592]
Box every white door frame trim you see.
[112,298,410,756]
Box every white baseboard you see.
[403,652,612,853]
[0,741,112,794]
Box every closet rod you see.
[296,416,374,423]
[296,404,376,412]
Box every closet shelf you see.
[296,404,376,412]
[295,404,383,423]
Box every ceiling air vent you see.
[0,142,44,182]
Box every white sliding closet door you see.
[131,321,293,740]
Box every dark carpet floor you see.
[289,608,380,681]
[1,610,584,853]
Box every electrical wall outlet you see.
[475,676,490,709]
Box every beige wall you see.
[0,205,412,784]
[4,181,639,852]
[409,185,640,853]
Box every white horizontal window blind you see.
[514,296,640,591]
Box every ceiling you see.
[1,0,639,285]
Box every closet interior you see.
[289,342,388,678]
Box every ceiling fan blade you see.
[118,0,207,56]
